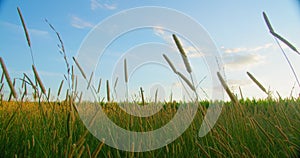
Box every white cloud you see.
[223,53,265,70]
[70,16,94,29]
[227,79,251,87]
[91,0,117,10]
[221,43,276,70]
[221,43,275,54]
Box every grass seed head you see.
[0,57,17,99]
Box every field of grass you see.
[0,98,299,157]
[0,7,300,158]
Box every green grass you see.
[0,99,299,157]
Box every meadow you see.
[0,8,300,158]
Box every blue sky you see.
[1,0,300,101]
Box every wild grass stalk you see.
[262,12,300,90]
[57,80,64,97]
[162,54,177,73]
[97,78,102,94]
[32,65,46,95]
[238,86,244,100]
[246,72,268,95]
[217,72,238,105]
[0,57,17,99]
[45,19,72,90]
[87,72,94,90]
[113,77,118,99]
[140,87,145,106]
[172,34,192,73]
[91,141,105,158]
[106,80,110,102]
[72,57,87,79]
[124,58,129,102]
[172,34,198,100]
[0,72,4,83]
[176,72,195,91]
[17,7,35,66]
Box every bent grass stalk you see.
[72,57,87,79]
[97,78,102,94]
[177,72,195,91]
[262,12,300,90]
[32,65,46,94]
[172,34,192,73]
[172,34,198,100]
[87,72,94,90]
[124,58,129,102]
[217,72,238,105]
[0,57,17,99]
[162,54,177,73]
[17,7,35,66]
[57,79,64,97]
[246,72,268,95]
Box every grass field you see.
[0,98,299,157]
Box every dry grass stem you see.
[177,72,195,91]
[32,65,46,94]
[124,59,128,83]
[140,87,145,106]
[247,72,268,95]
[57,80,64,97]
[106,80,110,102]
[91,141,105,158]
[217,72,238,104]
[262,12,274,33]
[0,57,17,99]
[97,78,102,94]
[72,57,87,79]
[172,34,192,73]
[163,54,177,73]
[17,7,31,47]
[270,31,299,55]
[87,72,94,90]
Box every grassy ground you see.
[0,99,299,158]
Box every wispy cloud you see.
[1,21,49,38]
[221,43,274,54]
[221,43,275,70]
[223,52,265,70]
[70,16,94,29]
[227,79,251,87]
[153,26,204,58]
[90,0,117,10]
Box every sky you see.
[1,0,300,101]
